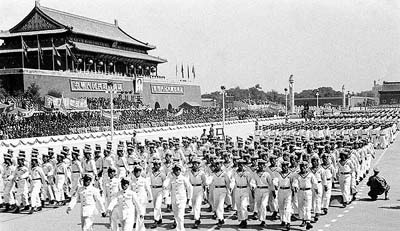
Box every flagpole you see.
[21,36,24,69]
[37,35,40,70]
[66,48,68,71]
[51,37,55,71]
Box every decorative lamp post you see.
[347,91,350,110]
[316,89,320,108]
[221,85,226,137]
[284,88,288,116]
[106,81,117,140]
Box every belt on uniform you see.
[192,184,202,186]
[341,172,351,175]
[215,185,226,188]
[118,165,125,168]
[326,178,331,181]
[318,181,322,183]
[128,164,135,166]
[236,186,247,189]
[257,186,268,189]
[103,167,109,169]
[57,173,64,175]
[300,187,311,191]
[151,185,163,188]
[32,178,41,181]
[72,171,80,173]
[380,134,385,136]
[86,171,93,173]
[280,187,290,190]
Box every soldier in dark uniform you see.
[366,167,390,200]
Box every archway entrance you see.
[154,102,160,110]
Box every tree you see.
[47,89,63,98]
[25,83,41,100]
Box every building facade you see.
[379,81,400,105]
[0,3,200,109]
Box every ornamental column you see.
[342,85,346,109]
[289,75,294,114]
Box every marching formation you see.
[1,110,399,231]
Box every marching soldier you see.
[70,150,83,196]
[66,174,106,231]
[187,157,208,229]
[274,161,292,231]
[266,155,281,220]
[149,158,166,229]
[54,151,68,206]
[12,151,30,213]
[321,153,335,214]
[130,166,152,230]
[163,163,193,231]
[29,152,46,213]
[250,159,273,227]
[209,159,230,229]
[232,159,252,228]
[293,161,318,230]
[41,151,55,205]
[338,151,355,207]
[2,151,16,212]
[107,177,142,231]
[310,156,323,222]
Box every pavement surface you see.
[1,130,400,231]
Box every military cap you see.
[134,166,143,172]
[107,166,117,174]
[18,150,26,160]
[4,153,12,160]
[281,160,290,166]
[257,159,267,164]
[299,161,308,166]
[82,174,93,181]
[172,163,183,170]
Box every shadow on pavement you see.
[379,205,400,210]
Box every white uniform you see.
[30,166,46,208]
[164,173,193,231]
[251,170,273,222]
[209,170,230,221]
[274,171,293,224]
[321,164,335,210]
[71,160,83,195]
[108,189,142,231]
[14,165,30,207]
[68,185,106,231]
[293,172,317,221]
[2,164,16,205]
[338,160,355,204]
[149,170,166,222]
[131,175,152,230]
[187,169,207,221]
[311,167,323,216]
[54,162,68,202]
[231,170,252,221]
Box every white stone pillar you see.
[289,75,294,113]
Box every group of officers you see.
[1,112,399,231]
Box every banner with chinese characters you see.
[70,79,123,92]
[150,84,184,94]
[44,95,88,110]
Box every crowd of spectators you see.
[0,108,277,140]
[87,96,142,110]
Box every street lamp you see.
[284,88,288,116]
[316,89,320,108]
[347,91,350,110]
[221,86,226,137]
[106,81,117,140]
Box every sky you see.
[1,0,400,94]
